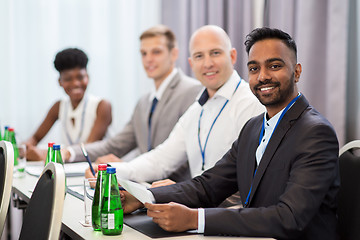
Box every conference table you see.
[11,162,274,240]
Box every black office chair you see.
[337,140,360,240]
[18,162,66,240]
[0,141,14,237]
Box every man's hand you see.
[85,164,98,180]
[151,179,176,188]
[95,154,122,164]
[26,146,47,161]
[120,191,144,214]
[145,202,198,232]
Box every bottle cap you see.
[48,142,55,147]
[53,144,61,150]
[4,126,9,130]
[106,167,116,174]
[8,128,14,131]
[98,164,107,171]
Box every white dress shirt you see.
[149,68,178,101]
[117,70,264,234]
[113,70,264,182]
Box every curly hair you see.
[53,48,88,72]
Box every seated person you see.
[25,48,112,161]
[65,25,202,182]
[86,25,264,199]
[121,27,340,239]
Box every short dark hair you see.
[53,48,88,72]
[140,25,177,50]
[244,27,297,61]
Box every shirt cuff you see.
[66,146,76,162]
[197,208,205,233]
[146,190,156,203]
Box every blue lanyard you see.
[63,97,88,145]
[258,93,301,146]
[198,79,241,171]
[244,93,301,207]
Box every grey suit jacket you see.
[73,70,202,181]
[150,95,340,239]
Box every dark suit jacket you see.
[150,95,340,240]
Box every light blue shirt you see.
[197,110,284,233]
[256,92,300,166]
[256,109,284,166]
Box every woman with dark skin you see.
[25,48,112,161]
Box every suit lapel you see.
[245,118,263,191]
[247,95,310,205]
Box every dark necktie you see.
[148,98,158,151]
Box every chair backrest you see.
[18,162,66,240]
[337,140,360,240]
[0,141,14,237]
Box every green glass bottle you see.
[92,164,108,231]
[45,142,55,166]
[3,126,10,141]
[51,144,64,164]
[101,167,123,235]
[52,144,66,192]
[8,128,19,166]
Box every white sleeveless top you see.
[58,94,101,146]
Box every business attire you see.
[58,94,107,146]
[70,69,201,181]
[150,95,340,240]
[113,71,264,182]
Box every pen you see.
[80,143,96,176]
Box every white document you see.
[117,178,154,204]
[26,162,90,177]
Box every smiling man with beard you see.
[121,27,340,240]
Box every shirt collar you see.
[197,70,241,106]
[149,68,178,101]
[263,108,284,131]
[263,92,301,129]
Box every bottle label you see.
[108,213,115,229]
[101,213,108,229]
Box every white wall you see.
[0,0,161,146]
[0,1,161,239]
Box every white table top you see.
[12,163,274,240]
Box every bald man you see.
[93,25,264,190]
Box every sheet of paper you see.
[26,162,90,177]
[117,179,154,204]
[64,162,90,175]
